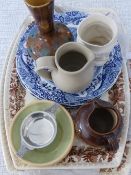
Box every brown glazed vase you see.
[24,0,74,59]
[75,99,123,151]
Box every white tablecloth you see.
[0,0,131,174]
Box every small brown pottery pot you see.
[24,0,74,59]
[75,99,123,151]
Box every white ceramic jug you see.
[77,14,118,66]
[35,42,95,93]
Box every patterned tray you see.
[2,11,130,170]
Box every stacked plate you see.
[16,11,123,107]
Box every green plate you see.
[10,100,74,166]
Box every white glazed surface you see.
[36,42,95,93]
[77,14,118,66]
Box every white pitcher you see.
[77,14,118,66]
[35,42,95,93]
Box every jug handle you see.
[35,56,57,80]
[93,53,109,66]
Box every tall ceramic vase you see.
[24,0,74,59]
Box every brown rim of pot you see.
[24,0,53,8]
[76,100,122,136]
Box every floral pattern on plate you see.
[9,61,127,168]
[16,11,122,106]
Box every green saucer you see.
[10,100,74,166]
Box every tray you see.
[1,8,130,171]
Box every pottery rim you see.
[77,101,121,136]
[54,42,95,75]
[24,0,53,8]
[77,14,118,48]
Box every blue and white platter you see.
[16,11,122,107]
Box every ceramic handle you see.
[77,37,109,66]
[104,134,119,151]
[95,99,114,108]
[35,56,57,80]
[94,53,109,66]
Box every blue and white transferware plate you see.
[16,11,122,107]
